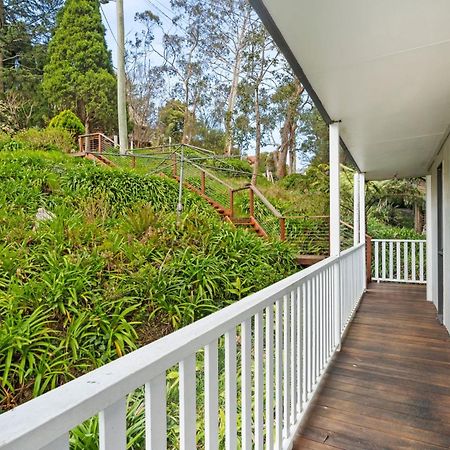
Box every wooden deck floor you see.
[294,282,450,450]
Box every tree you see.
[158,99,186,142]
[272,74,305,178]
[241,21,280,184]
[299,106,329,165]
[0,0,63,127]
[42,0,117,133]
[48,109,85,136]
[201,0,252,155]
[127,11,166,146]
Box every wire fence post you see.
[177,148,184,222]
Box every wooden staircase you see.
[230,218,267,237]
[76,140,366,268]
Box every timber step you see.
[295,254,327,267]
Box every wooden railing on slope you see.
[79,149,370,267]
[78,133,118,153]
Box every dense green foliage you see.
[0,128,75,153]
[367,217,424,240]
[0,149,296,412]
[0,1,63,130]
[42,0,117,133]
[48,110,85,136]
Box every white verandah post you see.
[359,172,367,289]
[426,174,433,301]
[353,173,360,245]
[329,123,341,349]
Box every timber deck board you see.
[294,282,450,450]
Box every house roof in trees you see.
[250,0,450,180]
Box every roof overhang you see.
[250,0,450,180]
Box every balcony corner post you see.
[359,172,367,289]
[329,122,341,351]
[353,173,360,245]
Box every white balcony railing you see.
[372,239,426,284]
[0,244,366,450]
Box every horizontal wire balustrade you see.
[0,244,366,450]
[78,148,366,257]
[372,239,426,284]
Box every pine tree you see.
[42,0,117,133]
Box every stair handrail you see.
[181,154,234,191]
[249,185,284,219]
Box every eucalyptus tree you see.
[128,11,168,146]
[140,0,215,144]
[240,20,280,183]
[200,0,253,155]
[271,72,306,177]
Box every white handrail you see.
[372,239,426,284]
[0,244,366,450]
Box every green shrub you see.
[0,134,24,152]
[14,128,76,153]
[277,164,329,193]
[48,110,85,137]
[0,149,296,412]
[367,217,424,240]
[209,157,253,177]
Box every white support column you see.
[443,150,450,328]
[359,173,367,289]
[426,174,433,302]
[329,123,341,350]
[329,123,341,257]
[353,173,360,246]
[359,173,366,243]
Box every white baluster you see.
[290,290,297,428]
[283,294,291,440]
[374,241,379,280]
[99,398,127,450]
[204,342,218,450]
[420,241,425,282]
[275,299,283,449]
[225,330,237,450]
[404,242,409,282]
[241,320,252,450]
[254,312,264,449]
[389,241,394,280]
[41,434,69,450]
[296,285,302,418]
[146,374,167,450]
[180,355,196,450]
[265,306,274,449]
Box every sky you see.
[101,0,171,67]
[100,0,286,160]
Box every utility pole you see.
[116,0,128,154]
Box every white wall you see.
[429,133,450,331]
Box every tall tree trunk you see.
[252,88,261,185]
[182,81,191,144]
[288,122,298,174]
[224,12,248,156]
[276,80,303,178]
[414,203,423,234]
[276,120,290,179]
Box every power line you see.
[100,4,118,46]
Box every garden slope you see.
[0,150,296,411]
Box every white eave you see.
[251,0,450,180]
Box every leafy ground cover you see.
[0,149,296,413]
